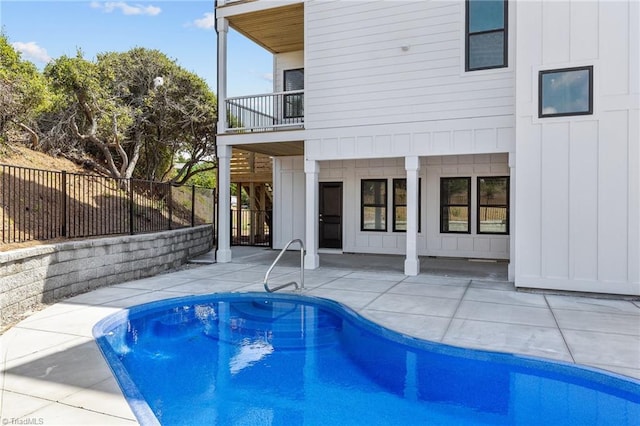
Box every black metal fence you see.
[0,164,216,244]
[231,208,271,247]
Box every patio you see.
[1,247,639,424]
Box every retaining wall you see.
[0,225,213,327]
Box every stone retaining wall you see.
[0,225,213,327]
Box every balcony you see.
[225,90,304,133]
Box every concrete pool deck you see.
[1,247,639,424]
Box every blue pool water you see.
[93,292,640,425]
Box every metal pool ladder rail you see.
[263,239,305,292]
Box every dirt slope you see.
[0,144,86,172]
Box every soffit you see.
[227,3,304,53]
[233,140,304,157]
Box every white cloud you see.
[193,12,215,30]
[262,73,273,83]
[12,41,52,64]
[91,1,161,16]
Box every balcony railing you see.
[225,90,304,133]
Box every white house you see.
[215,0,639,296]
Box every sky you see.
[0,0,273,96]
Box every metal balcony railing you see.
[225,90,304,133]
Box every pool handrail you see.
[263,238,305,292]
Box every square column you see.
[508,152,515,281]
[216,17,228,134]
[216,145,232,262]
[304,160,320,269]
[404,156,420,276]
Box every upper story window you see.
[539,66,593,118]
[440,177,471,233]
[361,179,387,232]
[466,0,508,71]
[284,68,304,119]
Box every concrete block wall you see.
[0,225,213,327]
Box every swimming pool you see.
[94,292,640,425]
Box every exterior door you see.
[319,182,342,249]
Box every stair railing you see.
[263,239,305,292]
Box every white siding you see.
[273,156,305,249]
[515,0,640,295]
[424,154,510,259]
[305,117,515,161]
[220,0,639,295]
[275,154,509,259]
[305,0,515,130]
[274,51,304,92]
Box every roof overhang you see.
[224,3,304,53]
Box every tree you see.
[156,67,218,185]
[0,33,52,147]
[45,51,136,179]
[44,47,217,182]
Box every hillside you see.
[0,143,215,254]
[0,144,89,251]
[0,143,86,173]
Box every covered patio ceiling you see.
[225,3,304,53]
[233,140,304,157]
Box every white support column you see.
[304,160,320,269]
[216,17,228,134]
[404,156,420,276]
[217,145,232,262]
[508,152,516,282]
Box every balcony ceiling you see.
[227,3,303,53]
[235,141,304,157]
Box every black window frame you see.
[538,66,593,118]
[465,0,508,72]
[283,68,304,119]
[440,177,471,234]
[361,179,387,232]
[392,178,422,233]
[477,176,510,235]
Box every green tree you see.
[0,33,52,146]
[45,51,136,179]
[44,47,217,182]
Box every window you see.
[477,177,509,234]
[361,179,387,231]
[283,68,304,118]
[539,66,593,118]
[393,178,421,232]
[440,177,470,233]
[466,0,508,71]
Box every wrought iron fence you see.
[231,208,271,247]
[226,90,304,133]
[0,164,216,244]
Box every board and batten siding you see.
[304,0,515,130]
[424,154,510,259]
[272,156,305,250]
[514,0,640,295]
[274,154,509,260]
